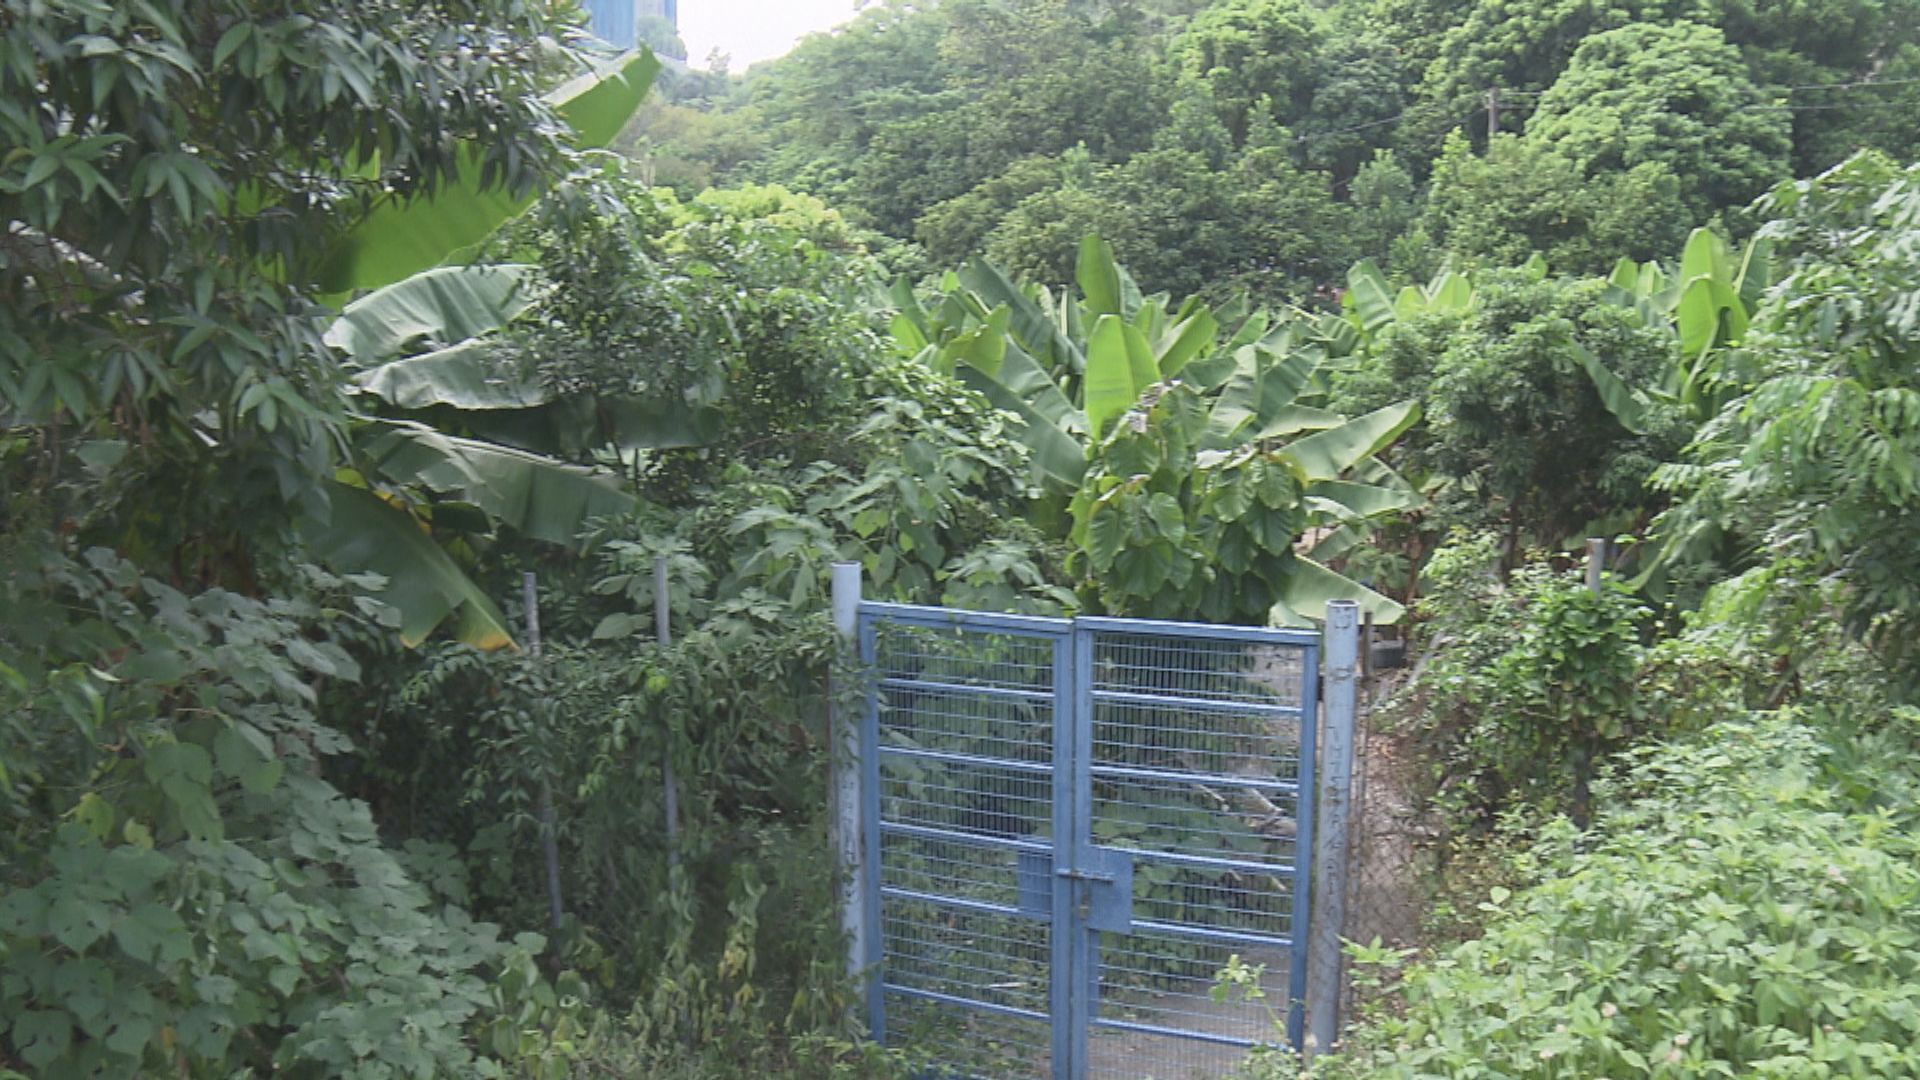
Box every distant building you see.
[584,0,679,52]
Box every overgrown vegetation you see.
[5,0,1919,1076]
[634,0,1920,297]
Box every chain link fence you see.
[1297,656,1439,1060]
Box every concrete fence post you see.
[1306,600,1361,1060]
[829,563,867,991]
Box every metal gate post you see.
[829,563,870,1014]
[1305,601,1360,1060]
[1059,625,1094,1080]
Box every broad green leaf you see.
[957,368,1087,491]
[960,335,1082,431]
[1121,321,1159,393]
[1203,346,1264,449]
[325,264,537,364]
[961,258,1082,373]
[1077,235,1125,317]
[1257,405,1341,438]
[1345,260,1395,334]
[1252,346,1323,431]
[48,897,113,953]
[1084,497,1127,567]
[12,1010,71,1069]
[1282,401,1420,482]
[1145,492,1186,542]
[352,340,551,410]
[1573,342,1655,435]
[1272,556,1404,624]
[453,395,723,457]
[1608,257,1642,293]
[1305,522,1367,561]
[1736,235,1775,309]
[1429,272,1473,313]
[363,422,632,545]
[1676,277,1749,358]
[1394,284,1425,321]
[113,903,190,967]
[888,276,929,339]
[1680,227,1728,286]
[302,482,516,649]
[889,311,929,355]
[1155,310,1217,377]
[1208,345,1323,449]
[1305,479,1421,519]
[945,306,1011,376]
[144,741,220,840]
[1085,315,1147,441]
[317,51,661,294]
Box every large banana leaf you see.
[1345,260,1396,335]
[303,482,516,649]
[352,341,551,411]
[317,51,661,295]
[1155,309,1218,378]
[326,265,538,365]
[1736,235,1775,309]
[1078,235,1126,318]
[1305,479,1422,519]
[1084,315,1155,440]
[363,421,633,545]
[1573,342,1654,435]
[1271,555,1404,625]
[1207,345,1322,449]
[964,336,1082,432]
[956,368,1088,490]
[1283,402,1420,483]
[960,258,1083,374]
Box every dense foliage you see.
[1284,156,1920,1078]
[6,0,1920,1075]
[1301,704,1920,1078]
[631,0,1920,297]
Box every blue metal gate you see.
[854,602,1322,1079]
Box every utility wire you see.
[1291,100,1453,145]
[1743,100,1912,111]
[1779,75,1920,93]
[1282,71,1916,148]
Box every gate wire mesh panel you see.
[1083,628,1315,1080]
[870,617,1061,1078]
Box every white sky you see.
[679,0,867,70]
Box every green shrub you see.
[1301,709,1920,1078]
[1401,538,1650,826]
[0,544,554,1077]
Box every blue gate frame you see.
[852,600,1326,1079]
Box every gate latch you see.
[1060,847,1134,933]
[1015,847,1134,933]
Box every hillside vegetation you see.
[3,1,1918,1077]
[634,0,1920,299]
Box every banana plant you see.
[891,238,1420,624]
[309,265,643,648]
[1343,259,1478,338]
[314,260,720,648]
[317,50,663,296]
[1586,227,1774,432]
[295,52,665,648]
[890,237,1298,492]
[1070,344,1419,625]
